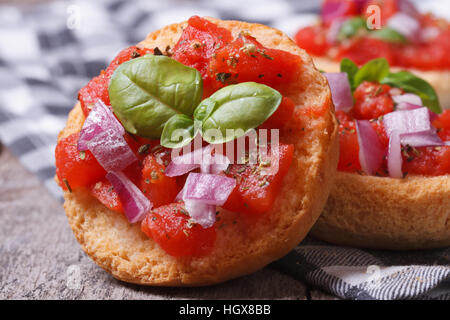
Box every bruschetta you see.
[55,17,339,285]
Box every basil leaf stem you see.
[160,114,197,148]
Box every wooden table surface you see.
[0,143,336,300]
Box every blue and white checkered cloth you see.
[0,0,448,300]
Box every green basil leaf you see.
[381,71,441,113]
[353,58,390,88]
[195,82,282,144]
[369,27,408,44]
[337,17,367,42]
[160,114,196,148]
[109,54,203,138]
[340,58,359,90]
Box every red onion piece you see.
[106,171,152,223]
[76,100,136,172]
[327,18,346,44]
[183,200,217,229]
[387,131,403,179]
[383,107,447,177]
[324,72,353,112]
[395,102,421,111]
[78,100,124,151]
[355,120,385,175]
[183,173,236,206]
[421,27,439,42]
[165,146,208,177]
[394,102,438,122]
[397,0,420,19]
[401,131,450,148]
[354,0,369,13]
[392,93,422,106]
[179,172,236,228]
[87,128,137,172]
[209,153,231,174]
[321,1,353,24]
[165,145,230,177]
[383,107,431,137]
[387,13,420,41]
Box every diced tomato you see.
[335,37,395,66]
[402,145,450,176]
[141,202,216,257]
[363,0,399,26]
[294,25,329,56]
[55,133,106,190]
[398,110,449,175]
[260,97,295,130]
[351,81,394,120]
[399,29,450,70]
[78,73,110,117]
[140,154,181,208]
[222,143,294,215]
[172,16,233,97]
[336,109,389,173]
[433,110,450,141]
[104,46,152,77]
[78,46,153,116]
[208,35,302,95]
[336,110,361,172]
[89,179,124,213]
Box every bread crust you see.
[311,172,450,250]
[312,56,450,109]
[59,18,339,285]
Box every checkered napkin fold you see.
[0,0,448,300]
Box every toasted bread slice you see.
[59,18,339,285]
[311,172,450,250]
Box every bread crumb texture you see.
[60,18,339,285]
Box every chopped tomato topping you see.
[260,97,295,130]
[335,37,395,66]
[208,34,302,95]
[55,133,106,190]
[363,0,399,26]
[222,143,294,215]
[141,202,216,257]
[402,145,450,176]
[400,28,450,70]
[337,81,449,176]
[78,46,153,116]
[78,74,110,117]
[433,110,450,141]
[352,81,394,120]
[294,26,329,56]
[172,16,233,97]
[336,111,361,172]
[140,154,181,208]
[89,179,124,213]
[402,110,450,176]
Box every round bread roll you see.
[58,18,339,286]
[311,172,450,250]
[312,56,450,109]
